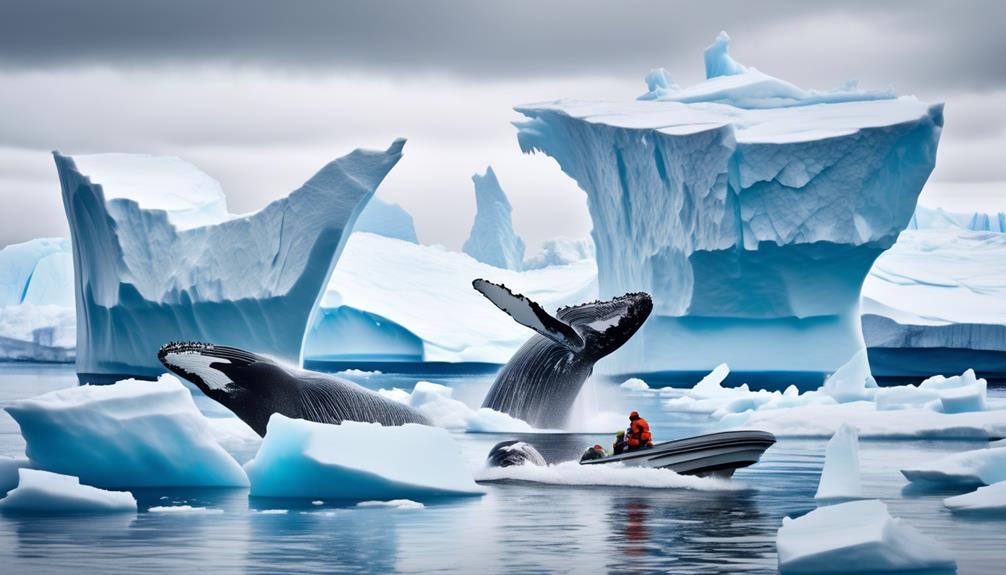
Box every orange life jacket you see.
[627,417,652,448]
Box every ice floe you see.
[244,414,484,500]
[0,469,136,514]
[815,424,862,500]
[901,446,1006,487]
[943,481,1006,514]
[356,499,425,510]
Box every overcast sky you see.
[1,0,1004,249]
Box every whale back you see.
[295,371,429,427]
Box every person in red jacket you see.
[626,411,653,451]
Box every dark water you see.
[1,363,1004,574]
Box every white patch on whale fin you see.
[163,351,234,391]
[472,279,585,351]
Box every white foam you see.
[474,460,740,491]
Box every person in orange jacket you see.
[626,411,653,451]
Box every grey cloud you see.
[0,1,1003,93]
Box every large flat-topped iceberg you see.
[55,140,405,381]
[515,32,943,373]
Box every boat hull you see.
[580,430,776,477]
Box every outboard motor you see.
[487,440,546,468]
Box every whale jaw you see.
[158,342,260,396]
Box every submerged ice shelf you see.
[56,141,405,382]
[515,32,942,373]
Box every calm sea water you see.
[1,363,1003,574]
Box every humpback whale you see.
[158,342,428,436]
[472,279,653,428]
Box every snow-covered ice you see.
[515,31,942,373]
[462,166,525,271]
[0,469,136,514]
[776,500,956,574]
[5,374,249,487]
[943,481,1006,513]
[147,505,224,514]
[55,141,405,381]
[523,236,594,270]
[309,232,596,363]
[356,499,425,510]
[815,424,861,500]
[378,381,535,433]
[244,414,484,500]
[619,378,650,392]
[901,446,1006,487]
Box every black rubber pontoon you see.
[579,430,776,478]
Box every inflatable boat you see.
[579,430,776,477]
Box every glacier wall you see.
[515,33,943,372]
[462,166,525,271]
[56,140,405,381]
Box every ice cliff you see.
[514,32,943,373]
[54,141,405,381]
[0,238,75,360]
[862,228,1006,379]
[353,197,419,243]
[462,166,525,271]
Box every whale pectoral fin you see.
[472,279,585,351]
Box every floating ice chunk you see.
[336,369,383,378]
[619,378,650,392]
[353,198,419,243]
[704,31,747,79]
[356,499,425,510]
[815,424,861,500]
[693,363,731,395]
[901,447,1006,487]
[938,379,988,414]
[4,375,249,487]
[822,349,877,403]
[379,381,535,433]
[776,500,956,574]
[148,505,224,514]
[254,509,289,515]
[944,481,1006,513]
[0,456,29,498]
[244,414,484,500]
[0,469,136,514]
[474,460,739,491]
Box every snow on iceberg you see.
[776,500,956,574]
[55,141,405,382]
[523,236,594,270]
[309,232,597,363]
[862,228,1006,379]
[353,197,419,243]
[815,424,861,500]
[821,350,877,403]
[244,414,484,500]
[901,446,1006,487]
[0,469,136,514]
[5,374,249,488]
[515,32,942,373]
[462,166,525,271]
[943,481,1006,514]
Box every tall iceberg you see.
[462,166,526,271]
[55,140,405,381]
[515,32,943,373]
[353,197,420,243]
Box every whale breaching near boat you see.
[472,279,653,428]
[158,342,429,436]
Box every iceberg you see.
[244,414,484,500]
[815,424,861,500]
[352,197,419,243]
[0,238,76,360]
[944,481,1006,513]
[462,166,525,271]
[55,141,405,382]
[523,236,594,270]
[356,499,425,509]
[5,375,249,487]
[901,446,1006,487]
[308,232,597,363]
[0,469,137,514]
[821,350,877,403]
[862,228,1006,379]
[776,500,956,574]
[1,456,29,498]
[515,32,942,373]
[910,205,1006,233]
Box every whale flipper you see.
[472,279,585,351]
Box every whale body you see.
[473,279,652,428]
[158,342,428,436]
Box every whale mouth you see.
[158,342,258,393]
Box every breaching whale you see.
[472,279,653,428]
[158,342,428,436]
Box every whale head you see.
[558,292,653,359]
